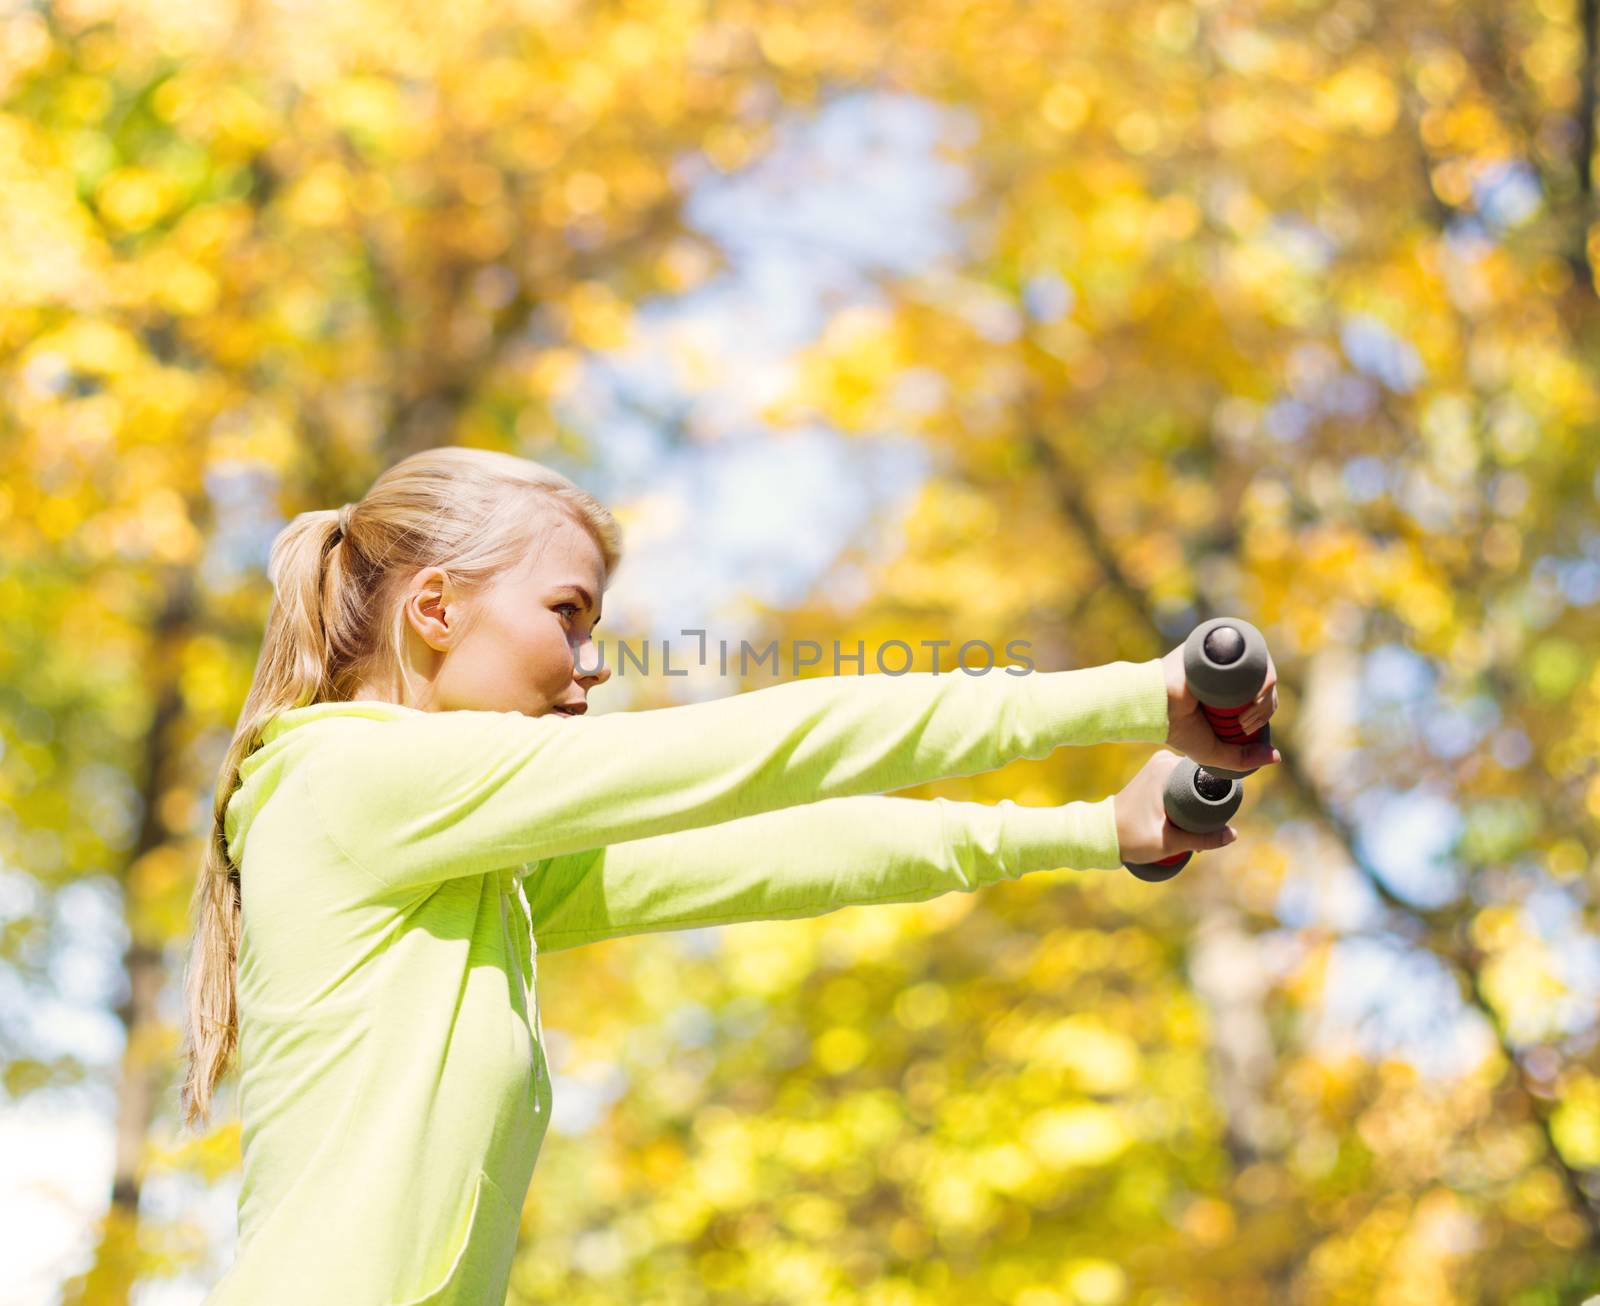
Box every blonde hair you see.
[179,446,622,1129]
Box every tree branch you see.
[1577,0,1599,289]
[1019,414,1600,1250]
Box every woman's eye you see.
[555,603,581,619]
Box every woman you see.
[183,445,1279,1304]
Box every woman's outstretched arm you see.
[304,658,1167,895]
[523,791,1125,953]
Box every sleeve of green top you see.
[306,658,1167,895]
[523,792,1124,953]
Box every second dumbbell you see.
[1122,758,1244,883]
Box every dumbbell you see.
[1183,616,1273,781]
[1122,761,1243,883]
[1122,616,1273,883]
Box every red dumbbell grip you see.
[1199,700,1263,745]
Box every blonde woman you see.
[183,445,1279,1304]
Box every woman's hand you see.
[1114,750,1239,865]
[1161,644,1281,774]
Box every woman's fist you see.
[1161,644,1281,774]
[1114,750,1240,867]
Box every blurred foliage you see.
[3,0,1600,1303]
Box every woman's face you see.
[394,515,611,717]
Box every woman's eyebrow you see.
[554,584,601,621]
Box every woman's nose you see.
[574,638,610,685]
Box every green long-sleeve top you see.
[207,658,1169,1305]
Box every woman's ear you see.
[403,567,456,652]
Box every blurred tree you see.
[0,0,797,1297]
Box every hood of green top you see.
[224,700,420,867]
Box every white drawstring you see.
[529,916,544,1112]
[510,866,544,1113]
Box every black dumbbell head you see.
[1204,625,1246,666]
[1125,854,1188,883]
[1164,757,1242,832]
[1183,616,1270,709]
